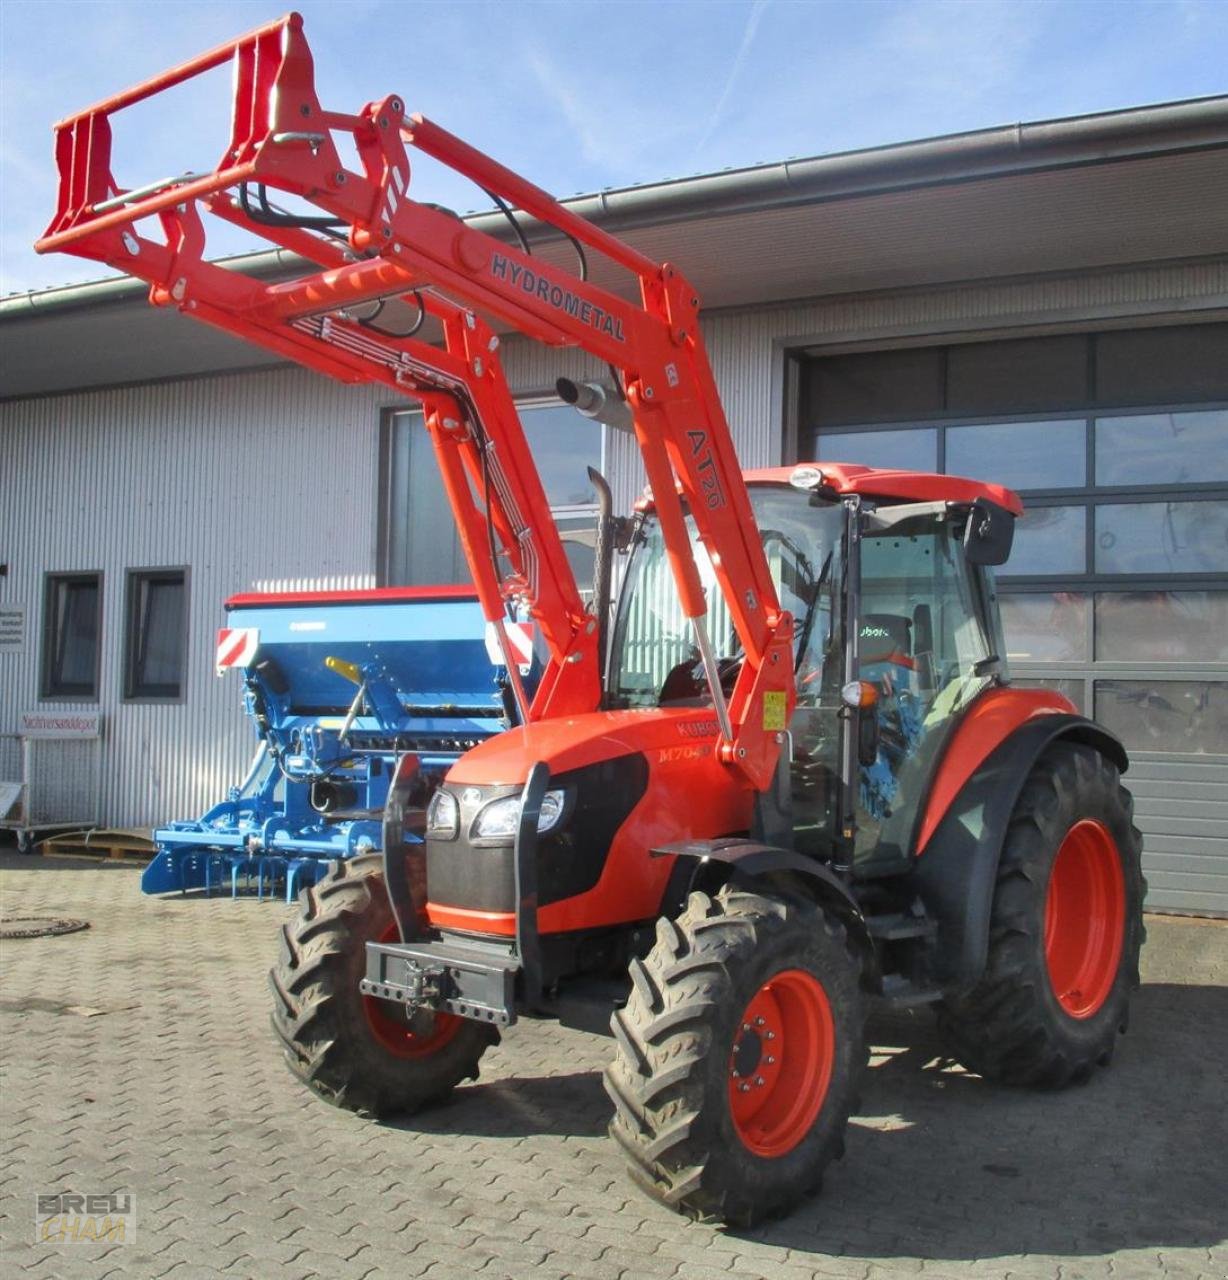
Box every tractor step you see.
[865,912,937,942]
[879,974,943,1007]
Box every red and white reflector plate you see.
[216,627,260,675]
[484,620,538,675]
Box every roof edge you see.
[5,93,1227,322]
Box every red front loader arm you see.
[36,11,793,788]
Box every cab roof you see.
[743,463,1024,516]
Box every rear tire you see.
[605,886,865,1226]
[269,853,497,1116]
[937,743,1144,1087]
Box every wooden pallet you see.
[38,828,155,863]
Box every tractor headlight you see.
[425,789,459,840]
[472,789,566,840]
[537,788,566,832]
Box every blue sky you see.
[2,0,1225,294]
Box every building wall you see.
[1,369,383,828]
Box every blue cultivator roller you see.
[142,587,507,899]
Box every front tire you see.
[605,886,866,1226]
[937,743,1145,1087]
[269,853,498,1116]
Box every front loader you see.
[37,13,1144,1225]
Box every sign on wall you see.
[19,711,102,740]
[0,604,23,653]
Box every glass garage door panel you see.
[1004,506,1086,576]
[1095,410,1228,486]
[1000,593,1088,663]
[946,418,1086,490]
[1012,677,1086,712]
[1094,592,1228,663]
[818,427,938,472]
[1095,681,1228,756]
[1095,500,1228,575]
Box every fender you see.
[907,713,1127,993]
[656,837,874,975]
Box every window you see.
[801,323,1228,431]
[1094,591,1228,663]
[819,427,938,473]
[1094,680,1228,755]
[999,593,1089,664]
[124,569,187,701]
[806,348,944,426]
[609,488,845,710]
[382,399,604,590]
[1095,324,1228,406]
[857,511,997,862]
[1094,499,1228,575]
[945,418,1086,490]
[1005,505,1087,577]
[41,573,102,700]
[1095,410,1228,486]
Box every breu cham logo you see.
[35,1192,134,1244]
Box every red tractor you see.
[38,13,1144,1225]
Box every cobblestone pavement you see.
[1,852,1225,1280]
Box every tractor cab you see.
[607,463,1018,873]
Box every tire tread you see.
[605,886,866,1225]
[268,853,497,1116]
[937,744,1145,1087]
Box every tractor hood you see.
[446,706,727,786]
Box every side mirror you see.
[963,498,1015,567]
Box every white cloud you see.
[520,41,693,182]
[692,0,772,161]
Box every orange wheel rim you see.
[1044,819,1126,1019]
[728,968,835,1158]
[362,922,463,1058]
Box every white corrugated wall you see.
[1,367,386,828]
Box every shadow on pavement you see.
[379,980,1227,1261]
[739,980,1228,1260]
[383,1068,611,1140]
[0,850,141,873]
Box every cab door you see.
[853,507,998,875]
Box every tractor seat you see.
[860,614,914,670]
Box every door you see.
[854,507,998,874]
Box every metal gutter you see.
[565,94,1228,232]
[4,94,1226,322]
[0,247,305,319]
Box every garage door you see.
[801,322,1228,916]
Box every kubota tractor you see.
[37,13,1144,1225]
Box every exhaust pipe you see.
[587,466,615,677]
[556,377,634,433]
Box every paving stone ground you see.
[1,850,1225,1280]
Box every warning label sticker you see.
[762,691,787,733]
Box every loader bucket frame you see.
[36,10,794,791]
